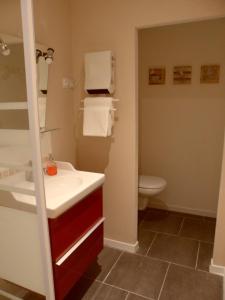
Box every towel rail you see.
[79,108,116,111]
[81,99,119,103]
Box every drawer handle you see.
[56,217,105,266]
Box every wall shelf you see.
[0,102,28,110]
[40,128,60,134]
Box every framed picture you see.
[149,67,165,85]
[173,66,192,84]
[200,65,220,83]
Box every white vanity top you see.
[0,162,105,218]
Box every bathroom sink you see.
[1,162,105,218]
[45,172,83,198]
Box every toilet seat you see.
[138,175,167,210]
[139,175,167,189]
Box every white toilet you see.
[138,175,167,210]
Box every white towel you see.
[38,56,48,93]
[38,97,47,129]
[83,97,113,137]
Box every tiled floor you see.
[0,209,222,300]
[66,208,223,300]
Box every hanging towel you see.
[38,56,48,94]
[38,97,47,129]
[83,97,113,137]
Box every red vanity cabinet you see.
[48,187,104,300]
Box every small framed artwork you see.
[200,65,220,83]
[149,67,166,85]
[173,66,192,84]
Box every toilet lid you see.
[139,175,167,189]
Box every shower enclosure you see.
[0,1,55,299]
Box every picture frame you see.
[149,67,166,85]
[173,66,192,84]
[200,64,220,83]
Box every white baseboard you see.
[148,200,217,218]
[210,259,225,300]
[210,259,225,277]
[104,238,139,253]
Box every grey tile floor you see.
[66,209,223,300]
[0,209,222,300]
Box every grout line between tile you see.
[157,263,171,300]
[177,217,185,235]
[112,245,209,274]
[138,219,145,228]
[92,281,105,300]
[127,249,197,271]
[102,251,124,283]
[138,228,214,245]
[132,251,171,263]
[102,282,129,293]
[171,261,197,271]
[103,282,154,300]
[146,233,158,256]
[195,241,201,270]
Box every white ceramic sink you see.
[2,162,105,218]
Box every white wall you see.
[139,18,225,217]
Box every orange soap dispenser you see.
[46,154,57,176]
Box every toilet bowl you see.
[138,175,167,210]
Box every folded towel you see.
[83,97,113,137]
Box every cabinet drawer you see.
[54,222,103,300]
[48,187,103,260]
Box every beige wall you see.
[139,19,225,217]
[0,1,22,36]
[33,0,75,164]
[70,0,225,245]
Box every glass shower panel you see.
[0,1,46,299]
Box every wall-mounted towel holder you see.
[79,98,119,111]
[80,99,119,103]
[79,107,117,111]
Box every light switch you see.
[62,78,74,89]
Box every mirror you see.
[0,32,53,130]
[0,34,26,103]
